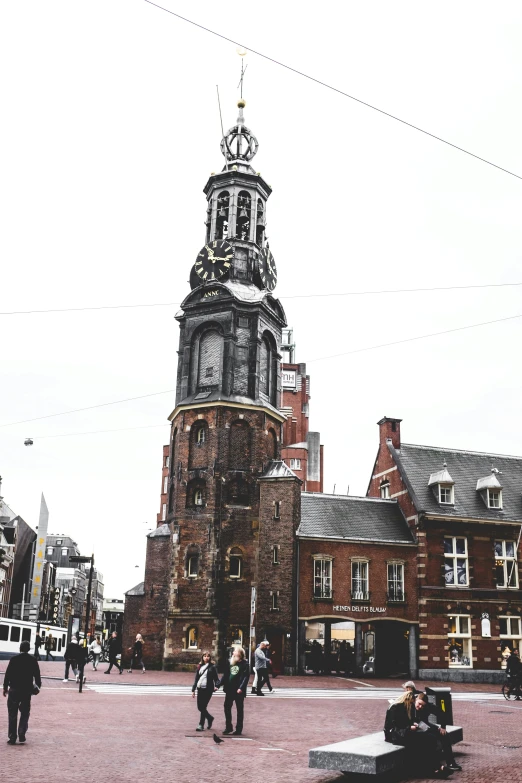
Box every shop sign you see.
[333,605,387,613]
[282,369,296,388]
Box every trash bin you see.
[425,686,453,726]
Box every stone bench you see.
[309,725,463,776]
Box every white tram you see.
[0,618,67,659]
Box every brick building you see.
[367,417,522,682]
[297,493,418,677]
[125,99,303,673]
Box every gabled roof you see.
[148,523,170,538]
[125,582,145,596]
[298,493,415,544]
[259,460,300,481]
[428,466,455,486]
[390,442,522,522]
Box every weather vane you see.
[237,47,247,99]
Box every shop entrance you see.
[375,621,410,677]
[304,620,355,674]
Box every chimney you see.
[377,416,402,450]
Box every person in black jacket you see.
[128,634,146,673]
[63,638,79,682]
[104,632,123,674]
[75,637,88,685]
[384,691,452,778]
[192,651,219,731]
[218,646,250,736]
[414,692,462,772]
[3,640,41,745]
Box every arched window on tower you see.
[216,191,230,239]
[189,420,209,469]
[187,627,198,649]
[236,190,251,241]
[227,476,250,506]
[256,198,265,246]
[229,420,251,470]
[260,333,278,406]
[185,544,200,579]
[229,547,243,579]
[197,329,223,389]
[186,479,206,509]
[267,428,278,460]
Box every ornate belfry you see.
[151,95,302,672]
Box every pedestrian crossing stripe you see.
[84,684,504,701]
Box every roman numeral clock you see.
[195,240,234,281]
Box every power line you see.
[308,312,522,363]
[0,390,176,429]
[1,281,521,316]
[2,311,521,432]
[29,424,168,440]
[143,1,522,182]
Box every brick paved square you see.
[2,666,522,783]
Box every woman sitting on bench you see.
[384,691,453,778]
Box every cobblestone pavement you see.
[2,663,521,783]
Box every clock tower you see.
[125,96,302,673]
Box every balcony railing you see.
[387,591,406,603]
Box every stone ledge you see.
[419,668,505,684]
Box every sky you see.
[1,1,522,598]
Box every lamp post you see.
[69,554,95,639]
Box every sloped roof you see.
[148,523,170,538]
[391,442,522,522]
[125,582,145,596]
[259,460,300,481]
[298,493,415,544]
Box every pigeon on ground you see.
[213,734,224,744]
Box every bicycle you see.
[502,676,521,700]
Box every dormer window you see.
[428,463,455,506]
[488,489,502,509]
[439,485,454,504]
[476,470,503,510]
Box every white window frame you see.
[313,557,332,598]
[164,456,170,468]
[290,458,301,470]
[61,547,68,557]
[229,552,242,579]
[380,481,390,499]
[196,426,206,445]
[351,560,369,601]
[194,490,203,507]
[187,627,198,649]
[387,562,405,602]
[46,547,53,555]
[163,476,168,494]
[488,488,502,509]
[271,592,279,610]
[162,503,167,520]
[188,555,198,579]
[448,614,472,668]
[495,541,519,589]
[274,501,280,520]
[499,615,522,666]
[439,484,454,504]
[272,545,280,565]
[444,537,469,587]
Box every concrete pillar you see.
[324,621,332,674]
[298,620,307,674]
[409,623,418,679]
[355,622,363,674]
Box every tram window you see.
[22,628,31,642]
[10,626,21,643]
[0,625,8,641]
[62,634,66,644]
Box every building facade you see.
[125,99,303,672]
[367,417,522,682]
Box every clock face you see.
[195,240,233,282]
[259,247,277,291]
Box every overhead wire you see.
[143,1,522,182]
[1,281,521,316]
[2,310,521,432]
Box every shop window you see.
[229,547,242,579]
[499,616,522,667]
[313,557,332,598]
[387,563,405,602]
[351,561,369,601]
[495,541,518,588]
[380,481,390,499]
[448,615,472,667]
[187,627,198,649]
[444,537,468,586]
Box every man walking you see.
[34,632,42,661]
[63,637,79,682]
[3,640,41,745]
[104,632,123,674]
[254,641,270,695]
[44,634,54,661]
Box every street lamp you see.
[69,554,94,640]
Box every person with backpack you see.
[89,636,103,671]
[191,651,219,731]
